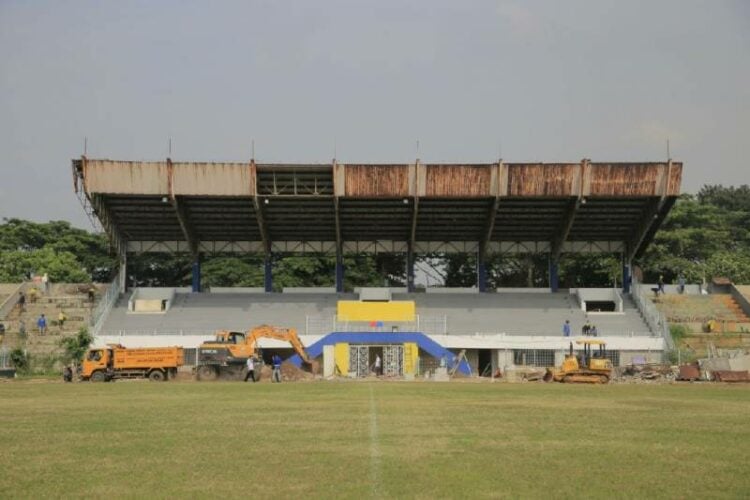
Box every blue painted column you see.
[477,254,488,292]
[264,254,273,293]
[335,251,344,293]
[549,258,559,292]
[191,256,201,292]
[622,259,632,294]
[406,251,416,292]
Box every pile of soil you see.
[254,362,315,382]
[281,361,314,381]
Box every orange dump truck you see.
[81,345,184,382]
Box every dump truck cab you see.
[81,347,113,381]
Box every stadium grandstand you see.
[73,157,682,376]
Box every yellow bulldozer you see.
[196,324,313,381]
[544,339,613,384]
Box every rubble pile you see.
[616,364,676,383]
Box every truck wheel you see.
[90,371,106,383]
[197,365,218,381]
[148,370,166,382]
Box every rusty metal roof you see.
[72,158,681,258]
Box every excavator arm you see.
[245,325,313,364]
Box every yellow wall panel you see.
[334,343,349,376]
[403,342,419,375]
[337,301,416,322]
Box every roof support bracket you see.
[167,158,199,258]
[171,196,199,258]
[627,160,673,262]
[551,197,581,262]
[251,159,272,254]
[480,197,500,259]
[626,197,663,262]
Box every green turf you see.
[0,381,748,498]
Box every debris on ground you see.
[712,370,750,382]
[615,364,676,383]
[677,363,702,381]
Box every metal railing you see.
[0,347,11,368]
[305,314,448,335]
[0,282,29,321]
[631,279,674,350]
[98,329,215,337]
[89,278,121,337]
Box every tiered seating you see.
[100,292,353,335]
[396,293,651,336]
[100,290,652,337]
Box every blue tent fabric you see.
[288,331,471,375]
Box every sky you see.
[1,0,748,228]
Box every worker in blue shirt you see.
[272,354,282,383]
[37,314,47,335]
[562,319,571,337]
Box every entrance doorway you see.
[478,349,493,377]
[348,345,404,377]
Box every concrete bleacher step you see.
[98,290,654,337]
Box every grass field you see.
[1,380,749,499]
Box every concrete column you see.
[335,251,344,293]
[549,257,559,292]
[406,250,416,292]
[477,255,488,292]
[622,258,632,294]
[264,254,273,293]
[118,252,127,294]
[191,256,201,293]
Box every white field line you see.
[369,384,381,497]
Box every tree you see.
[202,256,265,287]
[0,218,115,282]
[59,327,94,366]
[0,247,90,283]
[9,348,29,373]
[639,192,750,283]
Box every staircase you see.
[1,284,102,361]
[654,294,750,332]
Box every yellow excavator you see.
[196,324,313,381]
[544,339,613,384]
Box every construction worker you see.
[37,314,47,335]
[244,356,256,383]
[272,354,282,383]
[58,310,67,332]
